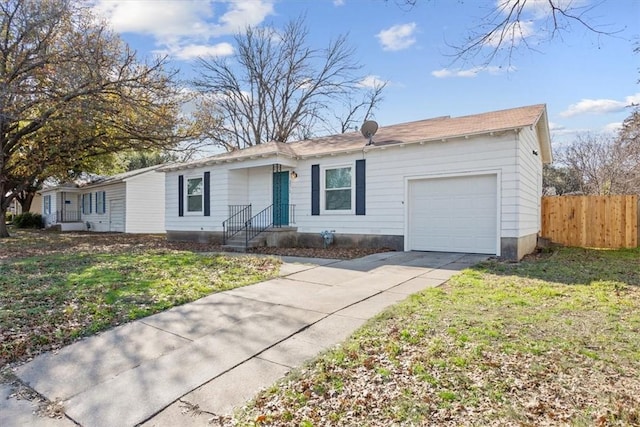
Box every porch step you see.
[221,244,248,253]
[222,231,265,251]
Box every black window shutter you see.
[311,164,320,216]
[355,159,366,215]
[203,172,210,216]
[89,193,92,214]
[178,175,184,217]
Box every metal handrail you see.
[48,210,82,223]
[222,204,252,244]
[222,203,296,248]
[244,204,296,247]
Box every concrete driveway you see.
[2,251,488,427]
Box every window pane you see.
[188,195,202,212]
[326,189,351,210]
[187,178,203,195]
[326,168,351,189]
[96,191,104,214]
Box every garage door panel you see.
[408,175,497,254]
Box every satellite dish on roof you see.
[361,120,378,145]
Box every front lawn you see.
[0,233,280,368]
[232,247,640,426]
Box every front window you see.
[187,177,203,212]
[325,166,352,211]
[82,193,92,214]
[44,195,51,215]
[96,191,106,214]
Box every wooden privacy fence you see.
[541,195,638,248]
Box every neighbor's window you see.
[325,166,352,211]
[82,193,92,214]
[187,177,203,212]
[96,191,106,214]
[44,195,51,215]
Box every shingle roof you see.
[162,104,549,171]
[39,165,165,193]
[81,164,164,188]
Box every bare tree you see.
[334,81,387,134]
[393,0,619,64]
[193,17,384,151]
[0,0,190,237]
[542,163,582,195]
[558,133,640,195]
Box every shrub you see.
[5,212,14,223]
[13,212,44,229]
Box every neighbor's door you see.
[272,171,289,226]
[109,199,125,232]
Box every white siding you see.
[40,190,81,226]
[81,183,126,232]
[165,169,223,232]
[516,127,545,237]
[165,165,278,232]
[247,167,273,212]
[292,133,518,238]
[163,130,544,244]
[228,169,249,206]
[124,171,165,233]
[40,190,58,226]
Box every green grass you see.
[232,247,640,426]
[1,248,279,367]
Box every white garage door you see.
[109,199,125,232]
[408,174,498,254]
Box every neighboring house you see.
[161,104,552,260]
[40,184,83,230]
[8,194,43,216]
[40,165,166,233]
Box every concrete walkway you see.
[2,251,488,427]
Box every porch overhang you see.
[222,154,298,170]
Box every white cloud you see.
[431,65,515,78]
[92,0,274,60]
[92,0,213,40]
[216,0,275,34]
[157,42,234,60]
[489,0,590,49]
[548,122,565,131]
[376,23,417,51]
[560,93,640,117]
[333,0,345,5]
[358,75,387,88]
[484,20,535,48]
[603,122,623,133]
[499,0,587,20]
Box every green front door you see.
[273,171,289,226]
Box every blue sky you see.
[91,0,640,151]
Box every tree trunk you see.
[0,208,9,238]
[0,182,11,237]
[17,190,36,212]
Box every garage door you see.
[408,174,497,254]
[109,199,125,232]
